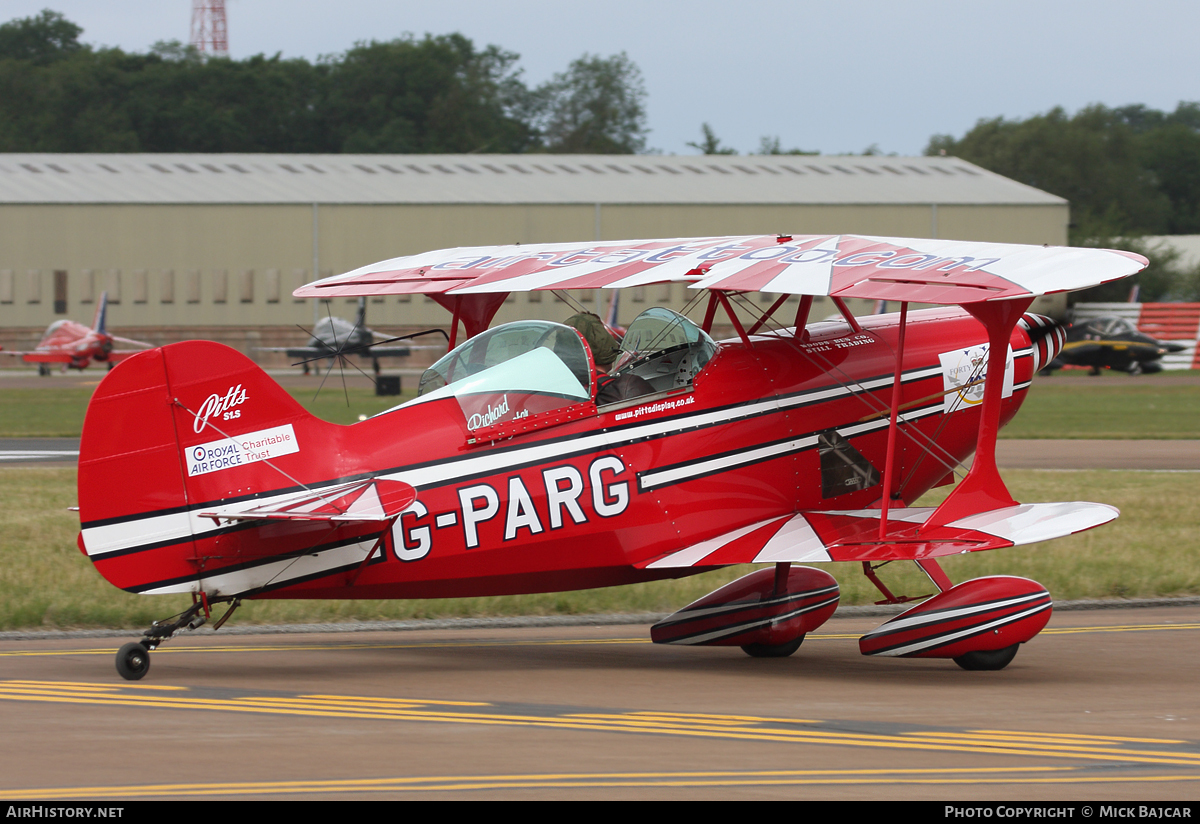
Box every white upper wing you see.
[294,235,1148,305]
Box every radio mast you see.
[190,1,229,56]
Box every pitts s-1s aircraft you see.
[75,235,1146,680]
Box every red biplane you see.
[4,293,153,375]
[75,235,1146,680]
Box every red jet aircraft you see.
[74,235,1147,680]
[4,293,153,375]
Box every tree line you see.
[0,10,648,154]
[3,10,1198,299]
[928,105,1200,300]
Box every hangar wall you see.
[0,153,1070,354]
[0,201,1068,332]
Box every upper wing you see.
[294,235,1148,306]
[638,501,1118,568]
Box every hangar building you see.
[0,153,1068,356]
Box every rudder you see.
[78,341,338,594]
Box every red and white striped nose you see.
[1018,313,1067,372]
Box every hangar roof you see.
[0,153,1065,206]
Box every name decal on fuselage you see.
[194,384,249,434]
[466,394,512,431]
[389,455,630,561]
[797,333,875,355]
[185,424,299,477]
[613,394,695,422]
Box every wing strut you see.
[701,292,720,333]
[747,294,790,335]
[431,293,509,349]
[715,292,753,346]
[877,301,909,539]
[792,295,813,338]
[924,297,1034,530]
[831,298,863,333]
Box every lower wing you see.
[639,502,1117,568]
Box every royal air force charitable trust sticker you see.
[185,424,300,477]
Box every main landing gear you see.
[114,595,240,680]
[953,644,1021,672]
[857,560,1053,671]
[741,636,805,658]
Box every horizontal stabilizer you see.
[640,501,1118,568]
[200,478,417,525]
[111,336,156,349]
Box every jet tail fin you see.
[355,296,367,332]
[92,292,109,334]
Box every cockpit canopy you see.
[418,321,592,397]
[612,307,716,394]
[1085,317,1139,337]
[401,310,716,441]
[413,321,595,440]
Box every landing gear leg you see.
[740,564,806,658]
[114,597,231,680]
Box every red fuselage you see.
[78,308,1037,602]
[24,320,115,369]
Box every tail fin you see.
[355,296,367,332]
[92,292,108,334]
[77,341,345,594]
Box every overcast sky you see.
[7,1,1200,156]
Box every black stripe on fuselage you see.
[122,531,387,594]
[636,402,945,492]
[82,363,952,533]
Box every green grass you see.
[3,467,1197,631]
[1001,374,1200,439]
[0,388,96,437]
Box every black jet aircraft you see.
[1043,315,1187,375]
[264,298,443,375]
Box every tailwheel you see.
[116,641,151,681]
[954,643,1020,671]
[741,635,804,658]
[114,596,239,680]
